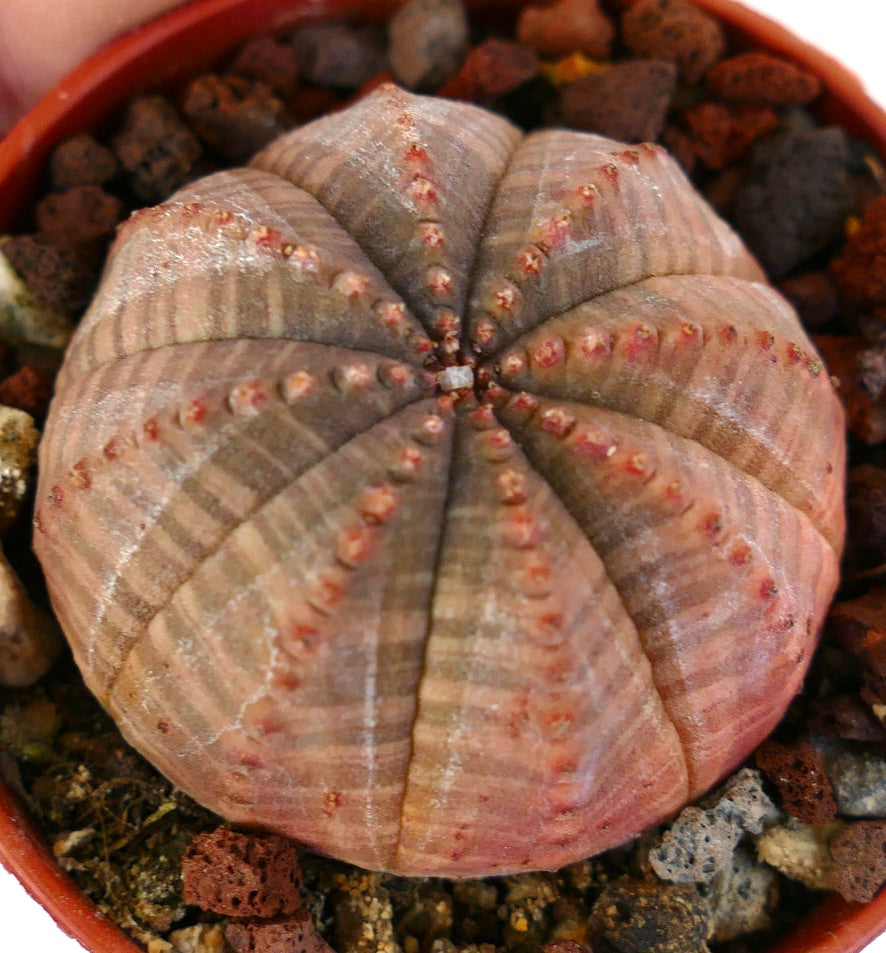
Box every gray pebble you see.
[734,127,852,278]
[388,0,469,90]
[649,806,740,884]
[705,846,778,943]
[709,767,780,835]
[292,22,388,89]
[649,769,778,883]
[822,746,886,817]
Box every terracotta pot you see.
[0,1,884,951]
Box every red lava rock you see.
[181,828,302,918]
[1,232,97,312]
[661,124,697,175]
[831,195,886,311]
[436,38,539,105]
[755,738,837,825]
[680,100,778,171]
[705,51,822,106]
[815,334,886,445]
[35,186,125,246]
[777,271,839,332]
[828,588,886,703]
[49,133,118,190]
[231,35,300,99]
[849,464,886,563]
[111,95,203,203]
[560,59,677,143]
[829,820,886,903]
[702,164,746,218]
[517,0,615,59]
[181,74,290,163]
[0,365,54,420]
[621,0,725,84]
[225,912,334,953]
[807,694,886,743]
[288,86,343,124]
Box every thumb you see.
[0,0,187,135]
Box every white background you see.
[3,1,886,950]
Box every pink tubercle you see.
[516,245,545,276]
[358,483,400,524]
[620,452,650,478]
[389,445,424,480]
[579,329,612,361]
[503,391,539,423]
[413,414,446,445]
[574,183,598,209]
[467,404,496,430]
[335,525,375,568]
[408,176,441,212]
[502,510,543,549]
[491,282,519,315]
[306,575,345,615]
[377,300,406,329]
[597,163,620,189]
[426,266,453,298]
[520,557,553,598]
[69,461,92,491]
[535,212,572,252]
[332,363,373,394]
[402,142,429,167]
[142,417,161,441]
[281,370,316,402]
[248,224,284,252]
[283,620,323,657]
[179,396,208,426]
[288,244,320,273]
[322,790,343,817]
[569,427,618,462]
[479,428,515,462]
[228,379,269,416]
[378,362,415,391]
[719,324,739,345]
[680,321,701,342]
[418,221,445,248]
[700,512,725,541]
[495,468,528,505]
[625,323,656,361]
[332,270,370,300]
[535,610,566,646]
[472,316,499,349]
[539,407,577,439]
[500,352,526,378]
[531,336,566,369]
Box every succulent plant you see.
[34,85,844,877]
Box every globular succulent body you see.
[34,85,844,877]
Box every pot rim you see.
[1,1,885,951]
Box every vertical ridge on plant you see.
[33,84,845,878]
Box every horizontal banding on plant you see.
[33,84,845,878]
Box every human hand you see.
[0,0,187,135]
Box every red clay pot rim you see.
[1,1,885,951]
